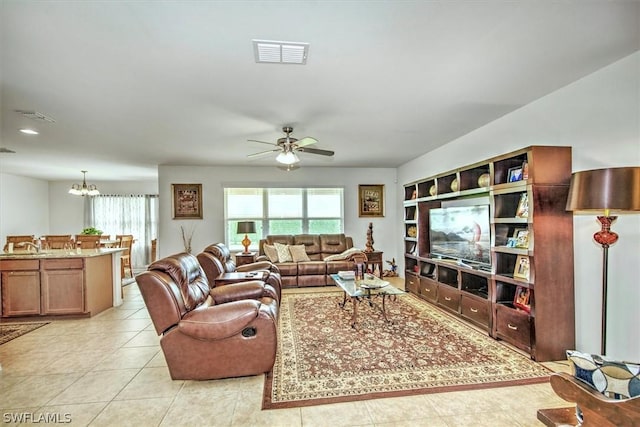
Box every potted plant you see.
[81,227,103,235]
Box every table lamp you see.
[566,166,640,354]
[237,221,256,254]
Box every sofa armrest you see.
[549,372,640,426]
[179,299,261,340]
[210,280,273,304]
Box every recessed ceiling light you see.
[19,128,39,135]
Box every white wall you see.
[157,166,397,263]
[0,173,50,244]
[397,52,640,360]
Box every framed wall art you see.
[172,183,203,219]
[358,184,385,217]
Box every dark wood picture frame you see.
[172,183,203,219]
[359,184,385,217]
[513,285,531,313]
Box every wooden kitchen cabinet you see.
[1,259,41,317]
[41,258,84,315]
[0,250,117,318]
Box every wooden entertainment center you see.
[403,146,575,361]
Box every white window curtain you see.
[86,195,158,268]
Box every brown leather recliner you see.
[197,250,280,303]
[200,243,282,300]
[135,252,279,380]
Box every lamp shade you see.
[566,167,640,213]
[237,221,256,234]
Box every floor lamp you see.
[566,166,640,355]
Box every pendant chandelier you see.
[69,170,100,196]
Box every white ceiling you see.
[1,1,638,181]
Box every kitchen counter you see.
[0,248,125,319]
[0,248,123,259]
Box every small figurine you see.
[364,222,375,253]
[383,258,398,277]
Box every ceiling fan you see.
[247,126,334,168]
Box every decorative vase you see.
[450,179,458,192]
[478,173,490,187]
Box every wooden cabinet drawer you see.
[0,259,39,271]
[419,277,437,302]
[405,273,419,294]
[495,304,532,352]
[460,294,490,328]
[437,285,460,312]
[42,258,83,270]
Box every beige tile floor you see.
[0,279,572,427]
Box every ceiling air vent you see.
[14,110,56,123]
[252,40,309,65]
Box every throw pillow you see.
[567,350,640,399]
[263,244,279,263]
[289,244,311,262]
[274,242,292,263]
[566,349,640,423]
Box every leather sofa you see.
[198,243,282,301]
[135,252,279,380]
[258,234,361,288]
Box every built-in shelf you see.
[403,146,575,361]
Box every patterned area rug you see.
[263,291,550,409]
[0,322,49,345]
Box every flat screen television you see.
[429,204,491,267]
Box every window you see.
[224,187,344,250]
[88,195,159,268]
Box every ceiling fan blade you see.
[248,139,278,146]
[278,164,300,172]
[247,148,281,158]
[295,137,317,147]
[298,147,334,156]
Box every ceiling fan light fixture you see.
[276,151,300,165]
